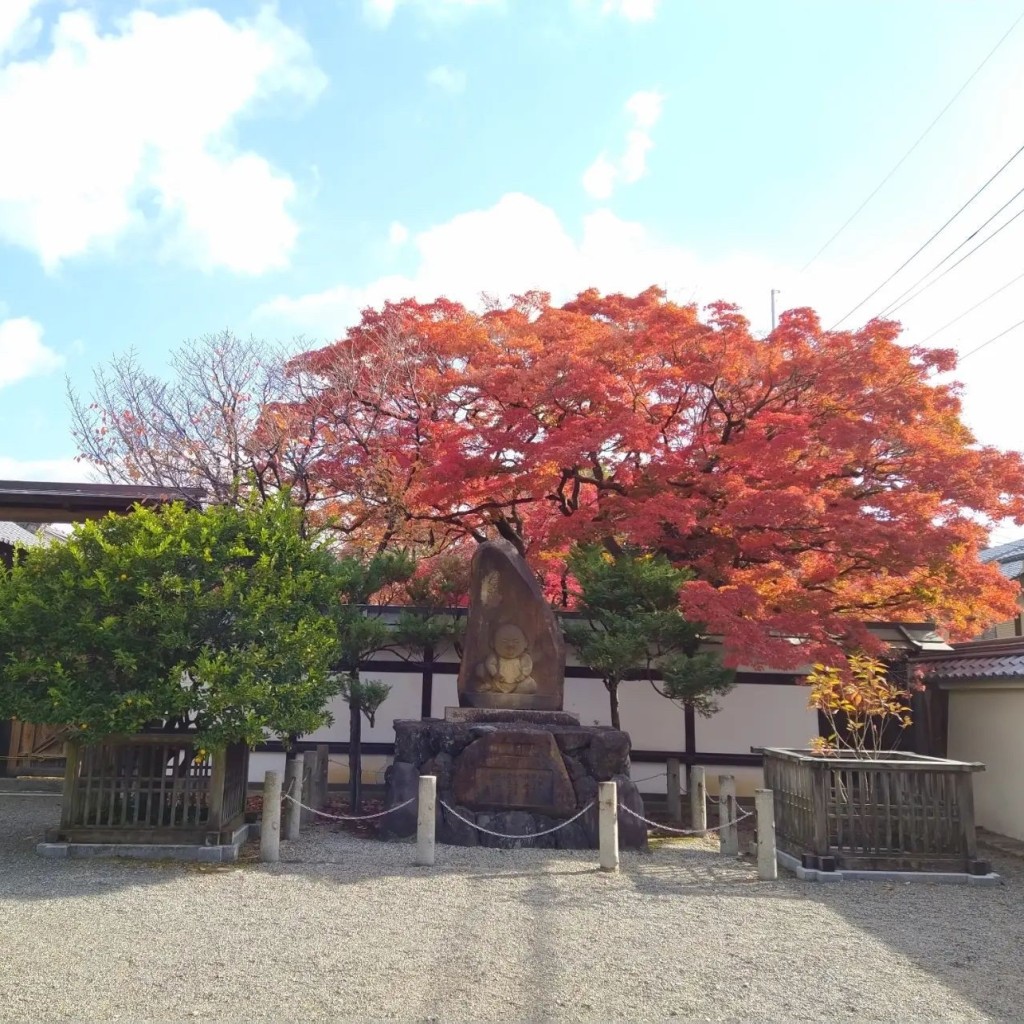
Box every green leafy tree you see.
[330,551,416,811]
[564,545,735,730]
[0,494,347,749]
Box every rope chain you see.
[618,802,753,836]
[281,791,415,822]
[438,799,596,840]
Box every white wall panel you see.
[695,684,817,755]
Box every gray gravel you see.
[1,794,1022,1023]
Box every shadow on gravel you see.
[792,853,1023,1024]
[6,796,1024,1022]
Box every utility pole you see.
[770,289,781,331]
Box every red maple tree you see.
[284,288,1024,667]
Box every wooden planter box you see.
[51,735,249,846]
[759,747,988,874]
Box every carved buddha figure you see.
[476,623,538,695]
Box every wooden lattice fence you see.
[761,746,988,874]
[51,735,249,845]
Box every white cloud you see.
[255,192,798,336]
[580,155,617,201]
[0,316,63,388]
[576,0,660,21]
[0,6,326,274]
[0,455,94,483]
[255,175,1024,461]
[624,89,663,129]
[364,0,502,28]
[426,64,467,95]
[389,221,410,245]
[582,89,665,199]
[0,0,42,58]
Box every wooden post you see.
[260,769,282,863]
[955,771,978,860]
[299,753,313,827]
[690,765,707,837]
[316,743,329,810]
[284,752,304,841]
[755,788,777,880]
[599,780,619,873]
[60,740,80,829]
[666,758,682,824]
[208,747,226,832]
[416,775,436,866]
[719,774,739,857]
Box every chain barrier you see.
[281,791,415,822]
[619,801,753,836]
[327,755,388,783]
[438,799,596,840]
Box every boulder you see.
[379,762,418,838]
[586,729,631,780]
[436,801,479,847]
[613,775,648,850]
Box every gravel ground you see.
[2,794,1023,1024]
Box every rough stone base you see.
[36,822,257,863]
[776,849,1003,886]
[383,717,647,849]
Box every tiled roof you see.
[981,537,1024,580]
[0,521,39,549]
[914,637,1024,681]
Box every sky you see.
[2,0,1024,541]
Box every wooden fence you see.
[51,736,249,845]
[761,746,988,873]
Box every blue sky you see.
[2,0,1024,535]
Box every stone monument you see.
[383,540,646,849]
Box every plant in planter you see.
[761,653,985,875]
[0,492,350,843]
[807,653,918,755]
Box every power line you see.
[959,317,1024,362]
[830,141,1024,329]
[917,268,1024,344]
[883,200,1024,319]
[803,5,1024,273]
[875,179,1024,318]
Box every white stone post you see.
[755,788,778,880]
[719,774,739,857]
[284,752,304,841]
[666,758,682,824]
[690,765,707,837]
[416,775,437,867]
[260,769,282,863]
[599,780,619,873]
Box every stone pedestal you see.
[382,718,647,849]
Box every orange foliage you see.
[284,288,1024,667]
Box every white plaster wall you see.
[695,684,818,755]
[946,685,1024,842]
[430,673,460,718]
[245,643,816,795]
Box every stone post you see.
[719,774,739,856]
[755,788,778,880]
[260,770,282,863]
[666,758,682,824]
[416,775,436,867]
[690,765,707,836]
[599,780,619,873]
[284,752,304,841]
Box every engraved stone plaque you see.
[451,730,576,816]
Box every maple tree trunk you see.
[607,681,621,731]
[349,702,362,813]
